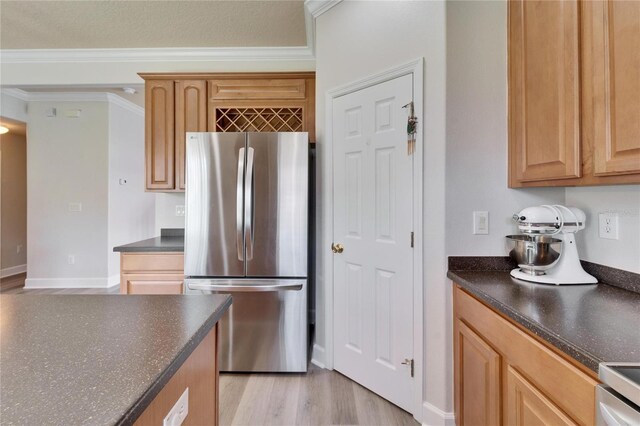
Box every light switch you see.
[473,211,489,235]
[69,202,82,212]
[64,109,82,118]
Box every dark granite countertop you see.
[448,265,640,373]
[0,294,231,425]
[113,229,184,253]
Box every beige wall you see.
[1,130,27,272]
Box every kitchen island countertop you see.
[0,294,231,425]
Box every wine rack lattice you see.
[215,107,303,132]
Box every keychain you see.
[403,101,417,155]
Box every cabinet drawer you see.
[209,79,306,100]
[123,274,184,295]
[121,253,184,273]
[454,285,597,425]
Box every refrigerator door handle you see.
[188,282,303,292]
[236,147,245,261]
[244,147,255,260]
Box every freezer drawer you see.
[186,279,308,372]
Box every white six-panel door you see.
[332,74,414,411]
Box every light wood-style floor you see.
[0,273,118,294]
[2,274,417,425]
[220,365,418,426]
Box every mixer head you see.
[513,205,586,234]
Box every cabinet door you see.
[122,273,184,295]
[584,1,640,176]
[454,319,501,426]
[506,365,577,426]
[145,80,175,190]
[509,0,581,184]
[175,80,207,190]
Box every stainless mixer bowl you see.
[506,235,562,275]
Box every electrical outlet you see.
[67,255,75,265]
[16,245,22,254]
[175,205,185,217]
[473,211,489,235]
[163,388,188,426]
[599,213,619,240]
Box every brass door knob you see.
[331,243,344,254]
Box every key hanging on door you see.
[403,101,418,155]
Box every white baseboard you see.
[311,343,326,369]
[107,274,120,288]
[422,401,455,426]
[0,264,27,278]
[25,277,114,289]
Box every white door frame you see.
[321,58,424,418]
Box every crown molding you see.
[1,88,30,101]
[304,0,343,18]
[1,89,144,116]
[0,46,314,64]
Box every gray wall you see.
[155,192,185,234]
[445,1,565,256]
[315,1,449,421]
[566,186,640,273]
[107,102,156,280]
[27,101,110,285]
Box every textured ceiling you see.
[0,1,307,49]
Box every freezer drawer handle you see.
[188,283,303,292]
[236,147,245,261]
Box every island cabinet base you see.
[135,325,218,426]
[453,285,598,426]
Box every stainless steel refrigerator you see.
[184,132,308,373]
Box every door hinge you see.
[402,358,414,377]
[410,232,414,248]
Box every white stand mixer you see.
[509,205,598,285]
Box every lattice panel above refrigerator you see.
[214,107,304,133]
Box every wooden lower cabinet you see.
[506,366,577,426]
[453,285,598,426]
[120,252,184,295]
[135,324,218,425]
[454,319,501,426]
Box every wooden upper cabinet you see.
[454,319,501,426]
[175,80,207,190]
[509,0,581,184]
[509,0,640,187]
[140,72,315,192]
[145,80,175,190]
[583,0,640,177]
